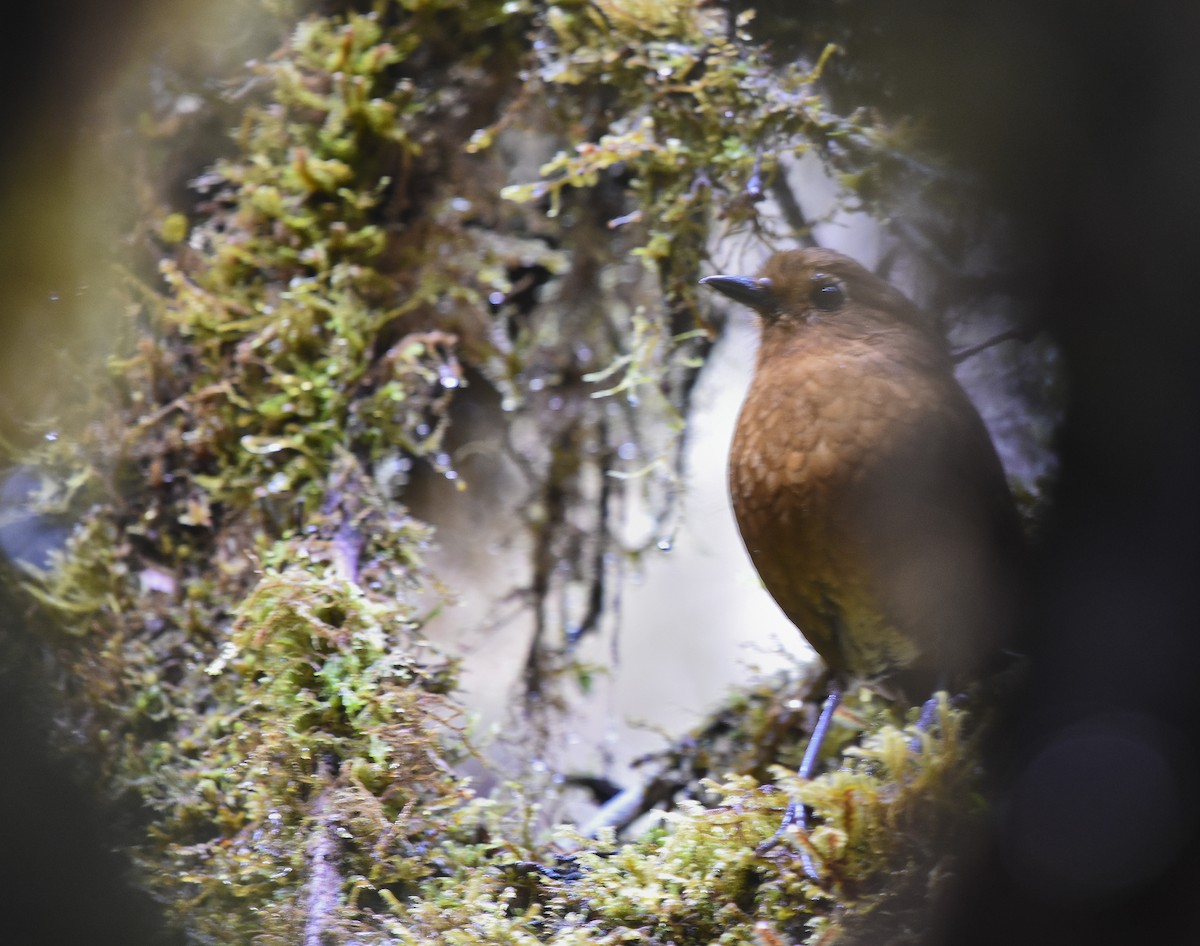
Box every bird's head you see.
[701,247,935,342]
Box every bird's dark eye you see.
[810,278,845,312]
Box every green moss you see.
[350,692,983,946]
[144,553,471,939]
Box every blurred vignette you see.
[0,3,226,942]
[3,2,1200,945]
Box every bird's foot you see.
[755,800,823,880]
[908,690,960,751]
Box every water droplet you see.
[416,423,431,437]
[626,393,640,407]
[43,431,58,442]
[450,196,472,213]
[438,364,460,388]
[656,537,673,552]
[175,93,203,115]
[444,469,458,481]
[241,436,289,454]
[617,441,638,461]
[435,452,451,467]
[488,290,507,306]
[528,377,545,392]
[48,291,61,302]
[548,395,564,411]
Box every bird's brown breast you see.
[705,246,1024,695]
[729,317,1020,692]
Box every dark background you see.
[3,2,1199,943]
[898,5,1200,944]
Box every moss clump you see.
[371,694,983,946]
[149,555,472,941]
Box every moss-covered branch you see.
[0,1,983,942]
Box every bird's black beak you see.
[699,274,776,314]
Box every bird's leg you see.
[756,686,842,877]
[913,693,941,737]
[909,686,956,751]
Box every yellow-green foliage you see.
[359,695,982,946]
[149,556,474,941]
[1,0,952,943]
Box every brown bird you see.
[702,247,1025,854]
